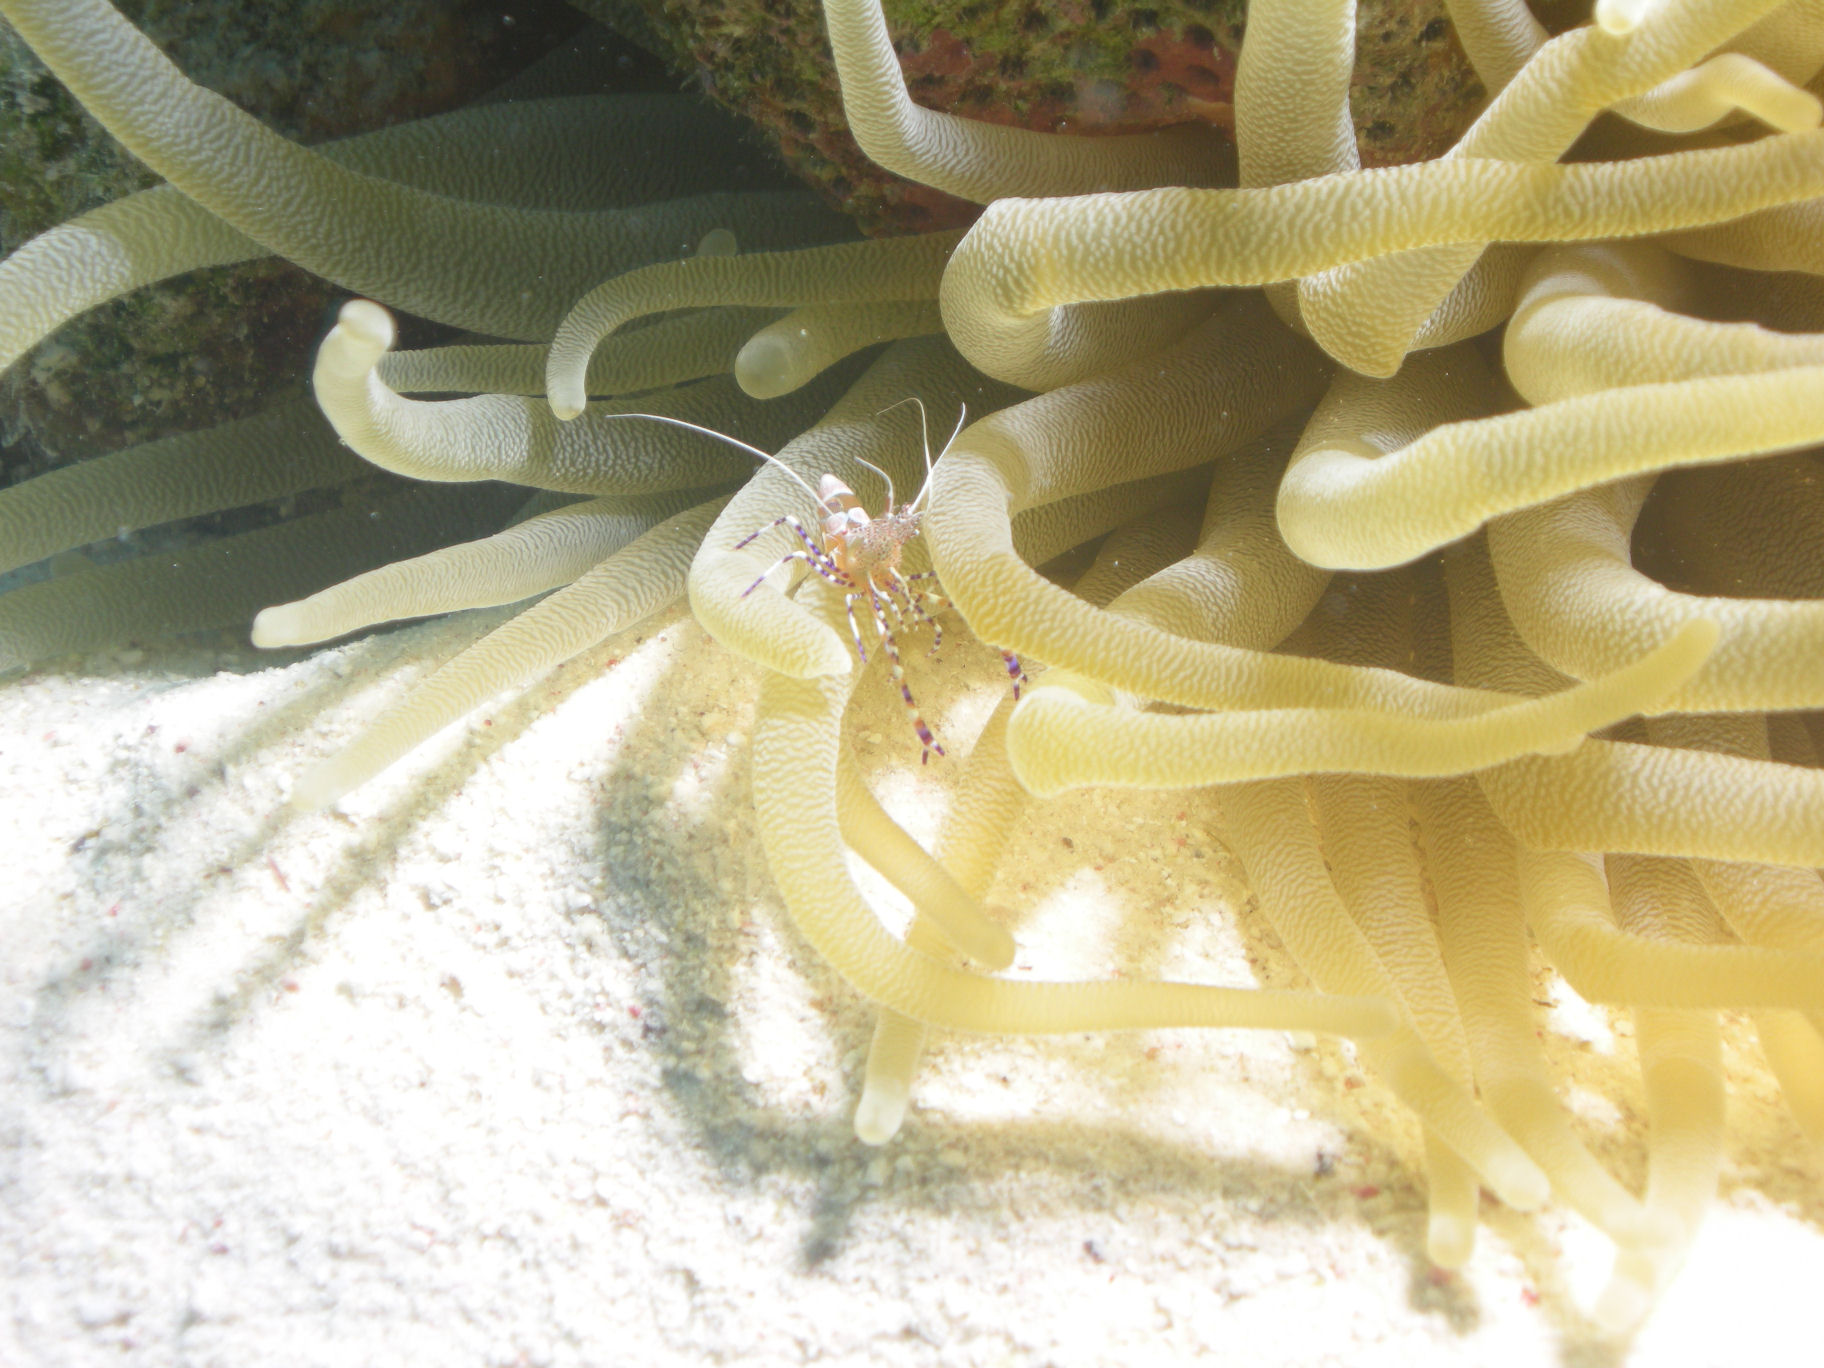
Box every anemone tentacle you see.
[940,130,1824,389]
[0,94,794,376]
[289,494,730,810]
[251,489,707,651]
[819,0,1234,202]
[5,0,1823,1330]
[547,231,960,419]
[314,299,847,495]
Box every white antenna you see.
[874,396,967,513]
[599,412,824,515]
[915,403,968,512]
[852,456,897,513]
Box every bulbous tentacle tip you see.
[547,320,599,421]
[316,300,397,393]
[1593,0,1654,35]
[695,227,738,259]
[287,761,351,814]
[853,1079,911,1146]
[1489,1155,1552,1214]
[1304,322,1406,380]
[1592,1258,1658,1335]
[734,333,799,401]
[1426,1213,1476,1272]
[1000,686,1085,799]
[335,298,396,353]
[249,604,303,649]
[978,907,1019,972]
[805,629,860,679]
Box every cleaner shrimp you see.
[607,401,1023,761]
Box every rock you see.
[585,0,1487,233]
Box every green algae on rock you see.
[0,0,588,475]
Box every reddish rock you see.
[605,0,1485,233]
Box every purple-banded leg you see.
[889,572,946,656]
[866,589,943,763]
[872,576,911,638]
[736,514,845,596]
[842,592,871,664]
[916,601,944,656]
[914,594,949,645]
[735,512,821,552]
[915,592,945,656]
[1000,650,1028,700]
[740,547,845,598]
[734,512,816,553]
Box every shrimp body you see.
[740,470,950,762]
[604,404,1023,761]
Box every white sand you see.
[3,609,1820,1367]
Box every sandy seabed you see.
[2,605,1820,1368]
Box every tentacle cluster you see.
[3,0,1822,1331]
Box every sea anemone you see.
[3,0,1823,1352]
